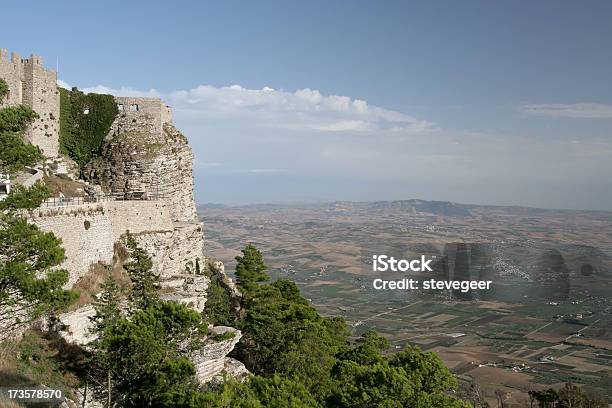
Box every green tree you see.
[328,344,467,408]
[232,245,349,400]
[90,274,122,336]
[0,181,50,211]
[0,105,38,132]
[235,244,269,289]
[123,233,157,311]
[0,105,42,174]
[97,300,207,407]
[88,274,122,407]
[204,276,233,325]
[0,213,77,337]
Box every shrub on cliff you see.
[123,233,158,311]
[204,276,233,325]
[94,300,208,407]
[59,87,118,168]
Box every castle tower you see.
[0,49,60,157]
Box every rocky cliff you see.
[24,94,247,393]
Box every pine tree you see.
[123,233,157,311]
[88,273,122,407]
[235,244,269,290]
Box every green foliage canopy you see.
[0,213,77,335]
[0,78,9,100]
[59,87,118,168]
[0,105,42,174]
[0,181,50,211]
[235,244,269,289]
[98,300,207,407]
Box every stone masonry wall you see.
[30,204,114,287]
[0,49,59,157]
[109,97,172,138]
[30,200,176,287]
[104,200,174,241]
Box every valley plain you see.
[199,200,612,406]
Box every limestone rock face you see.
[190,326,244,383]
[84,123,197,222]
[58,305,96,345]
[134,222,205,280]
[159,274,209,313]
[222,358,250,382]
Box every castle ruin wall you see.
[0,49,59,157]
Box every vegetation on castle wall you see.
[59,87,118,169]
[0,214,78,337]
[0,104,42,174]
[0,78,9,100]
[0,105,38,133]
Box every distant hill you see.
[317,199,472,217]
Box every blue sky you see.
[2,1,612,209]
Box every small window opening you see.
[130,104,139,112]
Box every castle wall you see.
[104,200,174,241]
[108,97,173,139]
[0,49,59,157]
[31,205,114,287]
[30,200,177,286]
[0,50,23,107]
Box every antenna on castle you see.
[56,56,59,73]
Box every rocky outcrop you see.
[28,95,247,388]
[190,326,246,383]
[159,274,209,313]
[134,222,205,280]
[84,123,197,222]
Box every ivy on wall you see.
[0,78,9,100]
[59,87,118,168]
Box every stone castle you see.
[0,49,247,392]
[0,49,60,157]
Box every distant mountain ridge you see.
[199,199,612,216]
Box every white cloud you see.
[57,79,71,89]
[67,82,434,133]
[519,103,612,119]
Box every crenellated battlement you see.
[0,49,48,68]
[0,48,60,157]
